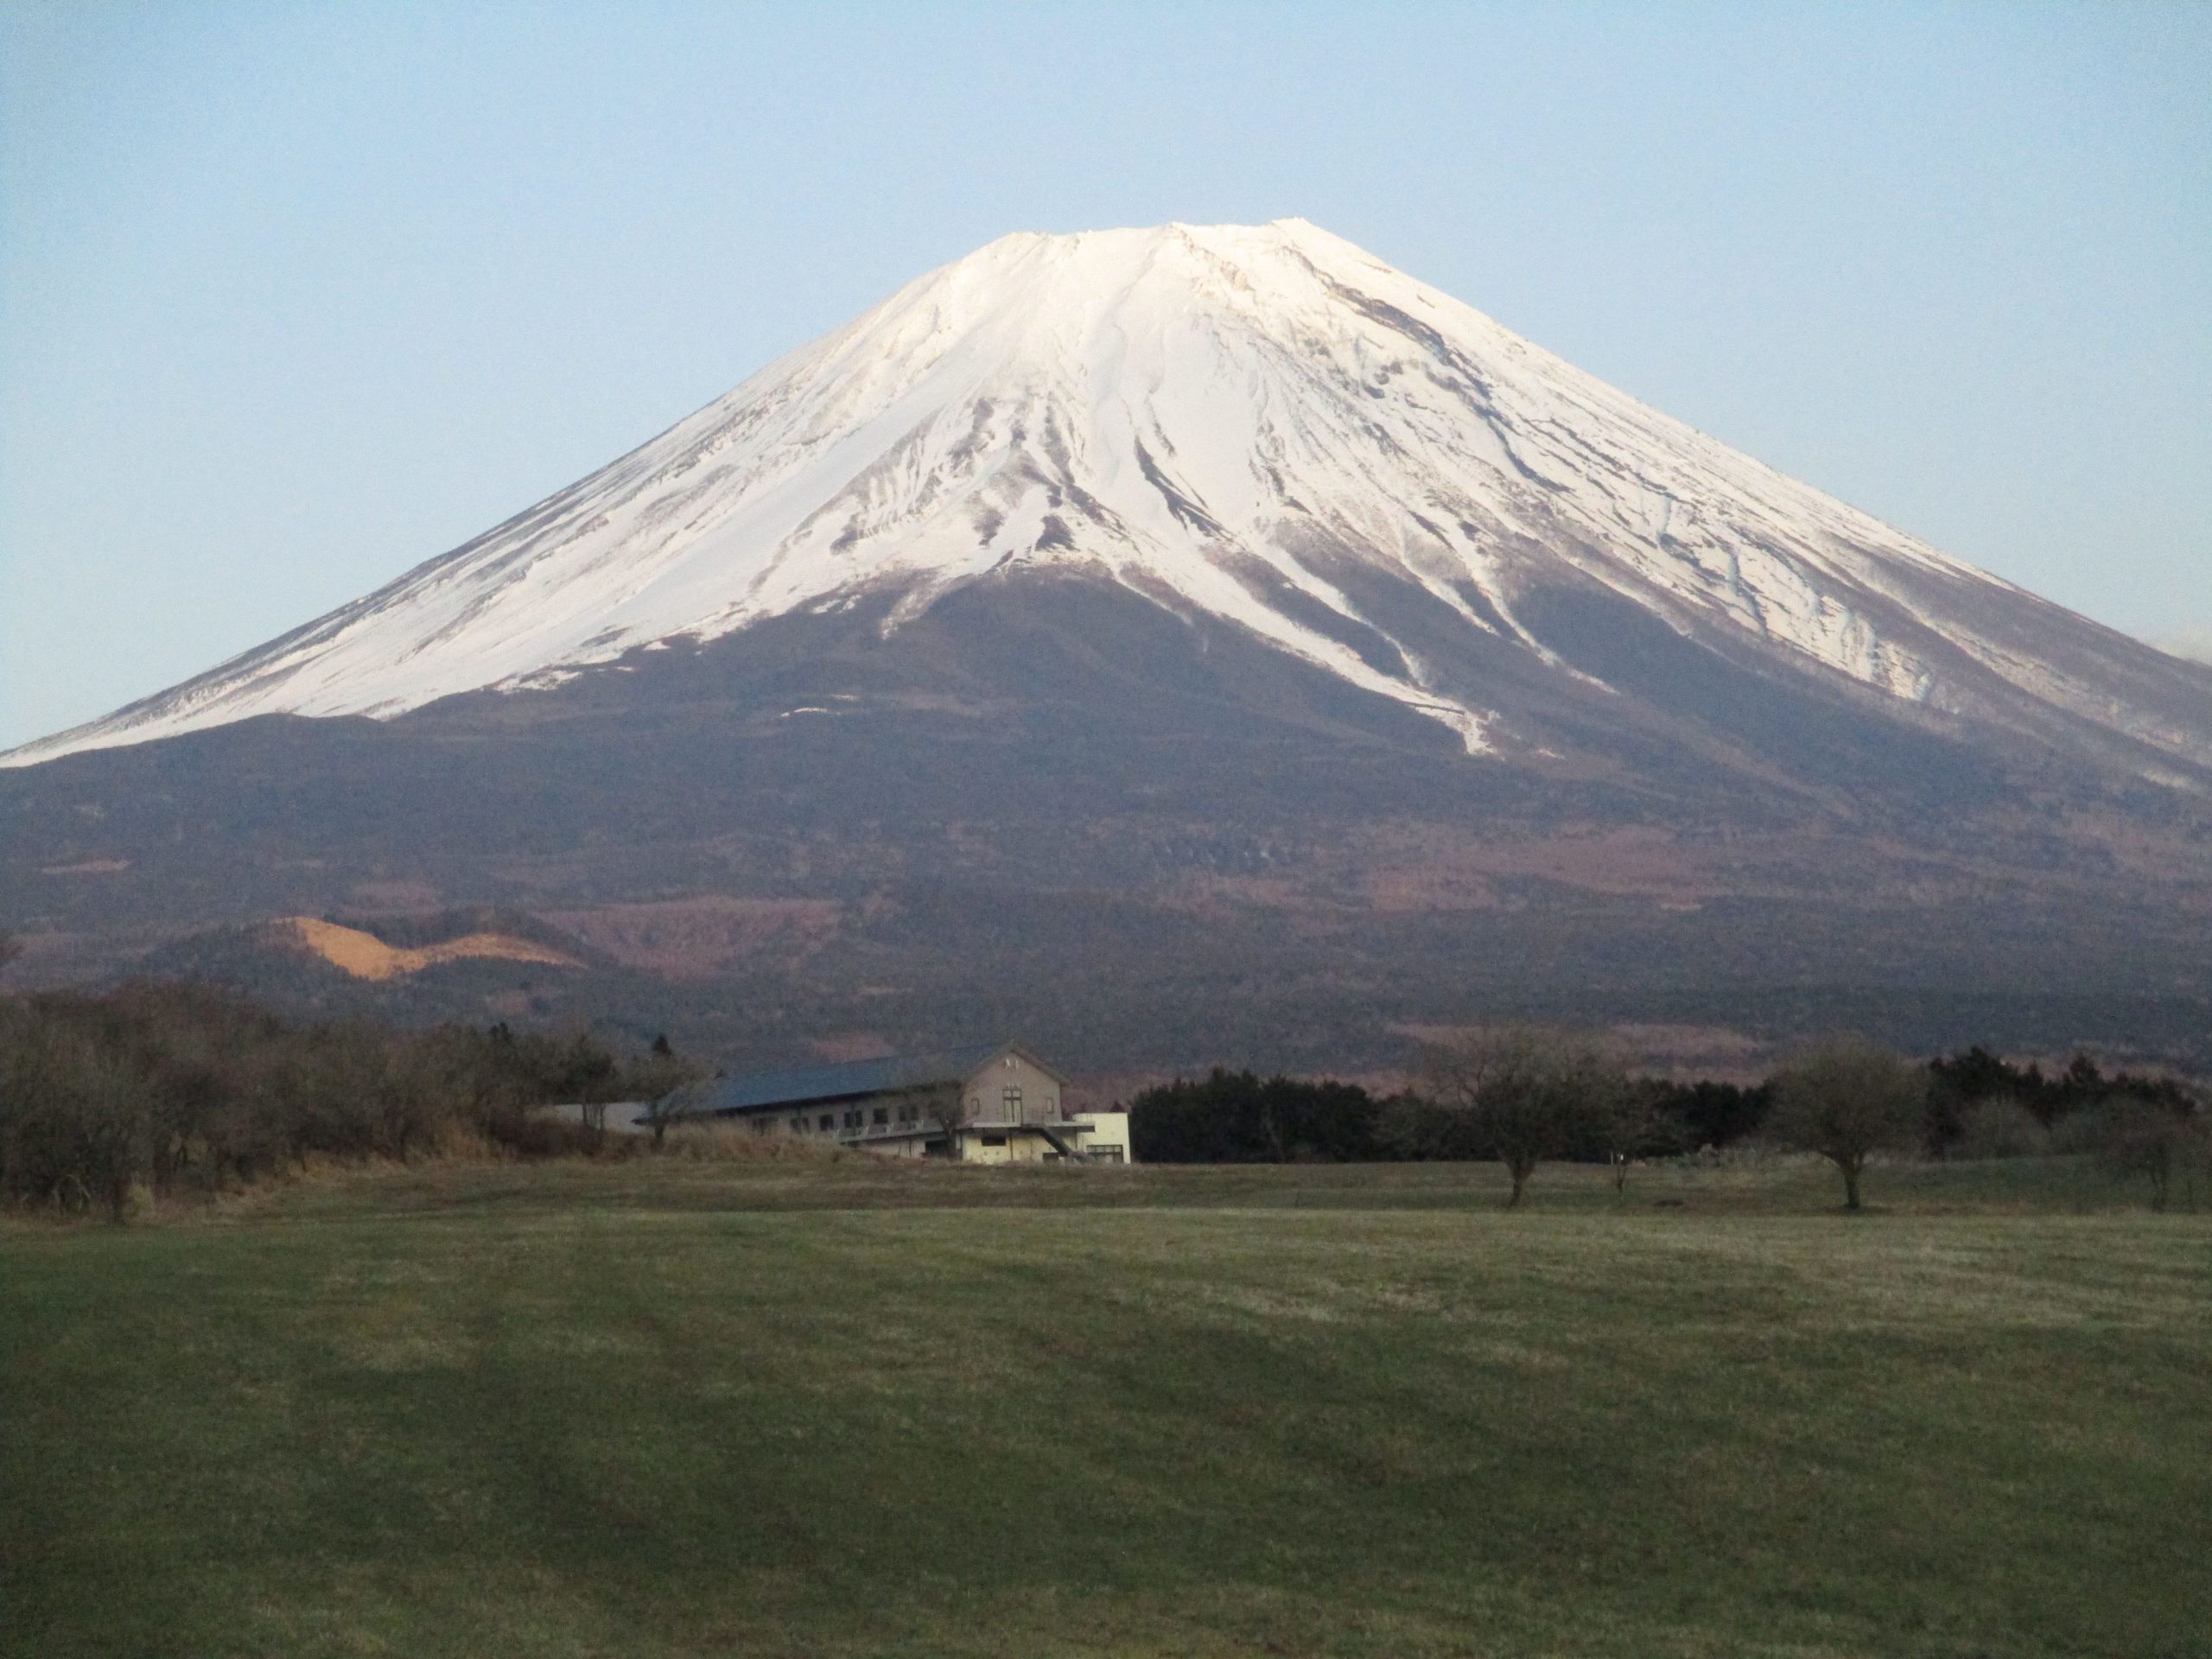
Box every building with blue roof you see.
[659,1041,1129,1163]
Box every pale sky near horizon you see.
[3,1,2208,749]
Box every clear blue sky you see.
[3,1,2207,748]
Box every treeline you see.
[0,981,699,1220]
[1131,1069,1769,1166]
[1924,1046,2194,1148]
[1129,1032,2208,1209]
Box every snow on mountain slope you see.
[9,219,2207,772]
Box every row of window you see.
[749,1102,928,1136]
[737,1108,1121,1160]
[739,1084,1057,1139]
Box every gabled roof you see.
[668,1042,1064,1117]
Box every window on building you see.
[1002,1085,1023,1121]
[819,1114,835,1132]
[843,1109,861,1130]
[872,1107,888,1126]
[752,1117,771,1136]
[1090,1147,1125,1164]
[898,1103,918,1123]
[982,1134,1007,1147]
[790,1117,804,1134]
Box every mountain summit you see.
[11,219,2208,779]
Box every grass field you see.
[5,1155,2209,1658]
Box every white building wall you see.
[1069,1110,1132,1163]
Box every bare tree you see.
[921,1084,972,1158]
[632,1039,708,1150]
[639,1085,696,1151]
[1955,1096,2050,1160]
[2092,1096,2205,1212]
[1600,1082,1676,1197]
[1,1013,148,1221]
[1422,1025,1624,1208]
[578,1099,608,1152]
[1767,1038,1928,1212]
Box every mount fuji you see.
[10,218,2209,778]
[5,221,2210,1069]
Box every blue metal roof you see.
[669,1042,1055,1118]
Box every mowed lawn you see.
[3,1158,2208,1658]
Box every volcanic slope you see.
[9,218,2209,783]
[5,221,2211,1069]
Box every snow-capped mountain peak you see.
[9,219,2208,775]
